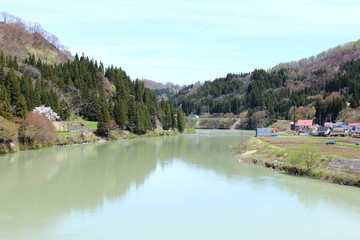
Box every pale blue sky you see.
[2,0,360,85]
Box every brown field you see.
[258,136,360,160]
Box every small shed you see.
[256,128,272,137]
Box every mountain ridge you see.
[171,39,360,128]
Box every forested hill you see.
[0,13,183,138]
[171,39,360,128]
[141,79,182,101]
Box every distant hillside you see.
[141,78,182,101]
[273,39,360,90]
[171,40,360,128]
[0,12,71,65]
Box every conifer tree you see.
[96,104,110,137]
[177,108,186,133]
[114,98,128,129]
[15,95,28,118]
[135,103,148,134]
[0,86,12,120]
[127,97,137,132]
[0,65,5,86]
[9,70,21,106]
[170,104,176,130]
[59,100,70,120]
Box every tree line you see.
[0,51,186,143]
[172,60,360,127]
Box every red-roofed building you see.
[295,120,314,132]
[324,122,333,127]
[296,120,313,127]
[349,123,360,127]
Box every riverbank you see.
[232,135,360,187]
[1,128,196,154]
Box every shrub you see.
[286,144,320,170]
[19,64,41,78]
[17,112,56,147]
[0,116,18,152]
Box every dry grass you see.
[258,136,360,160]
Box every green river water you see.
[0,130,359,240]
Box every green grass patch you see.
[69,113,87,122]
[83,121,98,130]
[57,132,77,137]
[184,128,196,134]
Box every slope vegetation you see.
[172,39,360,129]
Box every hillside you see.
[141,78,182,101]
[0,12,71,65]
[171,39,360,128]
[0,13,186,154]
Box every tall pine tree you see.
[177,108,186,133]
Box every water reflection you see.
[0,130,359,238]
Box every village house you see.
[316,126,331,136]
[295,120,314,130]
[332,124,351,132]
[348,123,360,127]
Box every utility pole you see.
[293,103,296,131]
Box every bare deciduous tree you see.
[1,11,21,24]
[26,22,44,34]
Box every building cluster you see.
[294,120,360,137]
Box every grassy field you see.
[258,135,360,160]
[82,121,97,130]
[56,132,77,137]
[233,134,360,186]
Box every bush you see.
[17,112,56,147]
[0,116,18,152]
[19,64,41,78]
[286,144,320,170]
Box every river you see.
[0,130,359,240]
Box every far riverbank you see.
[1,128,196,155]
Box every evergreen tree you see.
[14,95,28,118]
[0,86,12,120]
[0,65,5,86]
[0,99,12,120]
[170,104,176,130]
[177,108,186,133]
[113,98,128,128]
[127,97,138,132]
[135,103,149,134]
[9,70,21,107]
[59,100,70,120]
[96,104,110,137]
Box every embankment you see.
[233,136,360,187]
[1,128,196,155]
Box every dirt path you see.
[239,150,257,156]
[230,118,241,130]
